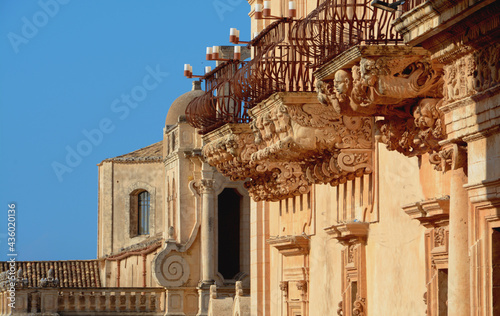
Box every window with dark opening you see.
[438,269,448,316]
[217,188,241,279]
[492,227,500,314]
[138,191,150,235]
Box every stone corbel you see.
[315,46,446,158]
[201,92,375,201]
[296,280,307,301]
[429,142,467,172]
[279,281,289,299]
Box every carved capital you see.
[296,280,307,293]
[200,179,215,192]
[429,143,467,172]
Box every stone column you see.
[197,165,215,316]
[200,177,216,284]
[447,145,470,315]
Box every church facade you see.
[1,0,500,315]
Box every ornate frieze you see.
[201,92,374,201]
[443,43,500,103]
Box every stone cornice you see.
[324,222,369,245]
[402,197,450,227]
[392,0,497,48]
[267,235,310,256]
[465,178,500,206]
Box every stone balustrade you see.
[0,287,165,315]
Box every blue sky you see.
[0,0,251,261]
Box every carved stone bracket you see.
[428,142,467,172]
[202,92,375,201]
[316,45,446,158]
[279,281,289,299]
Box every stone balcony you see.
[315,45,446,158]
[202,92,374,201]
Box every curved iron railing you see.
[186,61,249,134]
[186,0,427,133]
[290,0,426,68]
[233,18,315,109]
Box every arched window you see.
[138,191,150,235]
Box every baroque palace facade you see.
[2,0,500,315]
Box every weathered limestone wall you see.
[309,184,344,315]
[98,161,165,258]
[111,162,164,252]
[366,145,427,315]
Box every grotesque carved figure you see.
[413,98,444,151]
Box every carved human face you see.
[334,70,351,95]
[414,101,436,128]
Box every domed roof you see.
[165,81,204,126]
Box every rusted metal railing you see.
[290,0,427,68]
[233,18,315,109]
[186,0,427,133]
[186,60,249,134]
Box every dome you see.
[165,81,204,126]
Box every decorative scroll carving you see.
[202,93,375,201]
[318,56,443,117]
[153,251,190,288]
[429,143,467,172]
[202,125,257,181]
[244,161,311,202]
[434,227,446,247]
[296,280,307,300]
[376,98,446,156]
[353,297,366,316]
[337,301,343,316]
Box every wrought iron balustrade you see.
[186,60,249,134]
[185,0,427,134]
[233,18,316,109]
[290,0,426,68]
